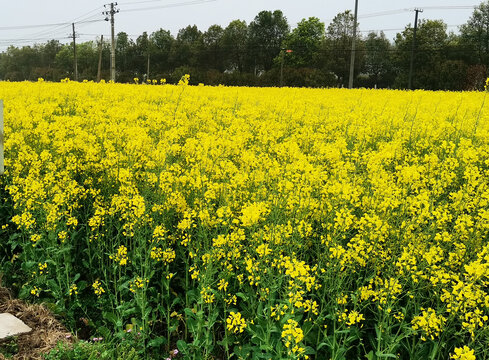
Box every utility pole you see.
[72,23,78,81]
[408,8,423,90]
[104,2,119,82]
[280,49,292,87]
[280,49,285,87]
[97,35,104,82]
[147,45,150,81]
[348,0,359,89]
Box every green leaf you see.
[103,311,119,327]
[144,305,153,318]
[365,351,374,360]
[122,307,137,317]
[177,340,188,353]
[317,342,330,351]
[98,326,111,339]
[375,351,397,358]
[148,336,167,348]
[236,292,249,301]
[77,280,87,291]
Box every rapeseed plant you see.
[1,80,489,359]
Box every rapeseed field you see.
[0,79,489,359]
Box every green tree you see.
[77,42,98,80]
[394,19,450,89]
[460,1,489,67]
[55,44,74,78]
[170,25,203,68]
[248,10,290,71]
[150,29,174,75]
[202,25,225,71]
[0,45,40,80]
[320,10,363,87]
[39,40,63,76]
[362,31,395,88]
[135,32,151,78]
[222,20,248,72]
[116,32,132,73]
[283,17,325,68]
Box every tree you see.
[55,44,74,77]
[76,41,98,80]
[0,45,40,80]
[394,19,450,89]
[116,32,132,73]
[362,31,395,88]
[248,10,290,71]
[170,25,203,68]
[283,17,325,68]
[202,25,225,71]
[460,1,489,67]
[40,40,62,69]
[320,10,363,87]
[150,29,174,75]
[222,20,248,72]
[135,32,151,78]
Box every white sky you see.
[0,0,479,51]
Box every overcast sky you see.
[0,0,480,51]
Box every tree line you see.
[2,2,489,90]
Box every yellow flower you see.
[129,277,149,293]
[38,262,48,275]
[451,346,476,360]
[92,280,105,296]
[217,279,229,292]
[31,286,40,297]
[69,284,78,296]
[412,308,446,341]
[110,245,128,266]
[226,312,247,333]
[200,286,215,304]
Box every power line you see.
[0,18,104,32]
[119,0,186,4]
[0,5,105,48]
[358,9,411,19]
[359,24,463,33]
[121,0,217,13]
[421,5,477,10]
[0,19,106,48]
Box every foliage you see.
[43,341,141,360]
[283,17,325,68]
[461,1,489,67]
[247,10,290,71]
[361,32,395,88]
[320,10,364,87]
[222,20,248,72]
[394,19,452,90]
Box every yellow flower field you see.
[1,80,489,359]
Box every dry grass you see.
[0,287,72,360]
